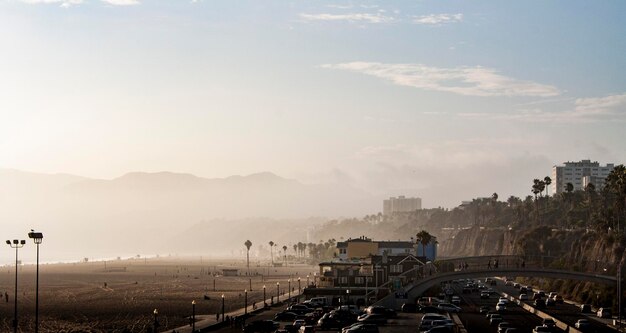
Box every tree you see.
[566,182,574,193]
[269,241,274,264]
[415,230,433,259]
[293,244,298,259]
[282,245,288,264]
[244,240,252,273]
[492,192,499,202]
[544,176,552,197]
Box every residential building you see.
[335,236,436,261]
[552,160,615,194]
[383,196,422,215]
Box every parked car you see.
[496,302,507,312]
[451,296,461,305]
[533,299,546,308]
[480,291,490,299]
[419,313,448,331]
[418,305,441,314]
[519,294,528,301]
[298,325,315,333]
[497,322,512,333]
[532,326,551,333]
[545,298,556,306]
[401,303,418,313]
[498,297,509,304]
[479,305,490,314]
[365,306,396,318]
[437,303,461,313]
[580,304,592,313]
[553,295,564,304]
[575,319,591,329]
[344,324,378,333]
[489,314,503,326]
[425,326,454,333]
[356,314,387,325]
[275,312,300,322]
[542,318,556,329]
[505,329,520,333]
[597,307,612,318]
[243,320,279,333]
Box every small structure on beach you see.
[222,268,239,276]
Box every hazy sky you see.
[1,0,625,206]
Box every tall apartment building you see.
[383,195,422,215]
[552,160,615,194]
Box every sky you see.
[1,0,625,208]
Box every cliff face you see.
[439,226,625,308]
[439,227,516,257]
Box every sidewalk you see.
[162,289,304,333]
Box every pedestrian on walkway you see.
[487,260,491,269]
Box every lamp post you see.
[346,289,350,305]
[288,279,291,301]
[297,277,301,301]
[221,294,225,322]
[28,231,43,333]
[263,285,266,306]
[276,282,280,303]
[6,239,25,333]
[306,274,310,287]
[153,309,158,333]
[244,289,248,315]
[191,300,196,332]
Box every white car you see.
[575,319,591,329]
[519,293,528,301]
[498,297,509,304]
[437,303,461,313]
[496,302,507,312]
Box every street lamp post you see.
[306,274,310,287]
[288,279,291,301]
[263,285,266,306]
[191,300,196,332]
[276,282,280,303]
[221,294,225,322]
[244,289,248,315]
[346,289,350,305]
[297,277,301,302]
[153,309,158,333]
[6,239,25,333]
[28,231,43,333]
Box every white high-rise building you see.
[383,196,422,215]
[552,160,615,194]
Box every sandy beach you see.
[0,257,317,332]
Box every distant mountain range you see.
[0,169,379,261]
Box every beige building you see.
[383,196,422,215]
[552,160,615,194]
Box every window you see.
[390,265,403,273]
[338,277,348,284]
[355,277,364,285]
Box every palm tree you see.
[544,176,552,197]
[415,230,433,259]
[269,241,274,264]
[492,192,498,202]
[293,244,298,259]
[282,245,288,264]
[244,240,252,274]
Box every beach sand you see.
[0,257,317,332]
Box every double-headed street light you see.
[28,230,43,333]
[191,300,196,332]
[6,239,25,333]
[153,309,159,332]
[221,294,225,322]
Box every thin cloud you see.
[413,13,463,25]
[299,13,394,24]
[19,0,83,7]
[322,62,561,97]
[459,93,626,123]
[101,0,140,5]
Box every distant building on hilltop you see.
[552,160,615,194]
[335,236,436,262]
[383,196,421,215]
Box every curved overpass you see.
[407,268,617,300]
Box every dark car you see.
[533,299,546,308]
[344,324,379,333]
[401,303,418,313]
[418,305,441,313]
[365,306,396,318]
[243,320,279,333]
[580,304,592,313]
[479,306,490,314]
[275,312,300,322]
[357,314,387,325]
